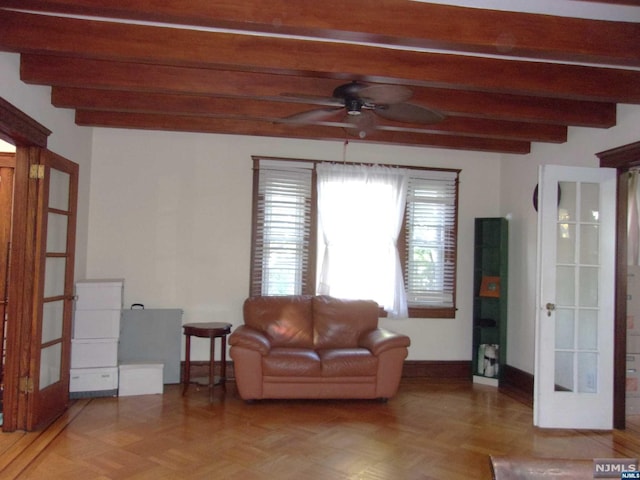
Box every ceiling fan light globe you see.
[345,111,376,138]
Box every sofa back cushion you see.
[313,296,379,349]
[243,296,314,348]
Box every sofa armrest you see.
[359,328,410,356]
[229,325,271,355]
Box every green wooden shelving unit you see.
[472,217,508,386]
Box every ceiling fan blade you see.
[276,108,343,124]
[279,93,344,107]
[357,84,413,105]
[374,103,445,124]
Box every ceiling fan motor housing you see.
[345,97,363,115]
[332,81,365,98]
[334,82,366,115]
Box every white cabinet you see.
[75,280,124,310]
[70,279,123,398]
[70,367,118,393]
[71,339,118,368]
[73,310,120,339]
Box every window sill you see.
[407,306,456,319]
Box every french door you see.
[534,165,616,429]
[23,150,78,430]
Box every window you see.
[250,160,314,296]
[401,171,458,317]
[249,157,459,318]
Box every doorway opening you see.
[597,140,640,430]
[621,166,640,421]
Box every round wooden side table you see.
[182,322,232,401]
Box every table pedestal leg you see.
[183,334,191,395]
[209,335,216,402]
[221,335,227,390]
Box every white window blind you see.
[251,160,313,296]
[405,171,458,308]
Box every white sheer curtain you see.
[629,170,640,266]
[316,163,409,317]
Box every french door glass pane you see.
[41,301,63,344]
[580,224,599,265]
[555,351,574,392]
[580,183,600,223]
[44,257,66,298]
[555,309,574,350]
[556,223,575,264]
[556,266,575,306]
[39,343,61,390]
[578,266,598,308]
[578,309,598,350]
[46,212,68,253]
[48,168,70,211]
[558,182,576,221]
[577,352,598,393]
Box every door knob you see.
[545,302,556,317]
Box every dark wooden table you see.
[182,322,232,401]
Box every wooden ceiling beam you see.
[51,86,567,143]
[4,0,640,66]
[21,55,617,128]
[407,90,615,128]
[2,10,640,103]
[74,110,531,154]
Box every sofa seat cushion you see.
[262,348,321,376]
[318,348,378,377]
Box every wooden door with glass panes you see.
[24,150,78,430]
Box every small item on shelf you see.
[477,318,497,327]
[477,343,500,377]
[479,276,501,297]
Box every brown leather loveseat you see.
[229,295,410,401]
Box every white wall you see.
[0,52,93,278]
[501,104,640,374]
[88,129,502,360]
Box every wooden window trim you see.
[398,173,460,319]
[250,156,460,317]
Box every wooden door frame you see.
[0,153,16,403]
[597,140,640,430]
[0,97,51,432]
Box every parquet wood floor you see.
[1,379,639,479]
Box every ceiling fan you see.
[278,81,445,138]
